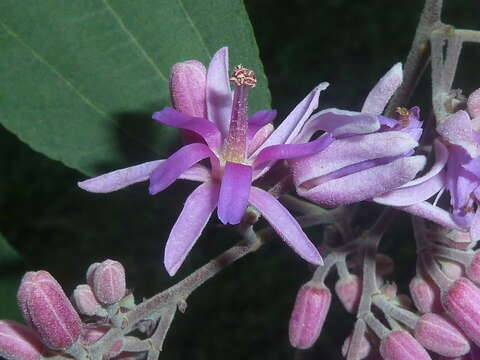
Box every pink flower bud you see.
[467,88,480,118]
[442,277,480,347]
[466,251,480,284]
[169,60,207,118]
[335,274,361,313]
[381,282,398,300]
[92,260,126,305]
[341,334,371,359]
[288,282,331,349]
[414,313,470,357]
[410,275,442,313]
[72,284,104,316]
[86,262,100,286]
[0,320,43,360]
[81,326,123,358]
[380,330,432,360]
[17,271,81,350]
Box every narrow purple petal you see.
[297,156,426,207]
[398,202,465,231]
[149,143,217,195]
[437,111,480,158]
[217,162,252,225]
[247,110,277,140]
[253,133,333,170]
[206,47,232,137]
[78,160,164,193]
[361,63,403,115]
[292,131,418,188]
[252,83,329,155]
[180,164,212,182]
[164,182,220,276]
[373,140,448,206]
[152,107,222,150]
[248,124,274,156]
[248,187,323,265]
[296,109,380,142]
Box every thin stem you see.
[372,296,419,329]
[89,237,261,358]
[455,29,480,43]
[147,306,176,360]
[346,319,367,360]
[385,0,444,116]
[364,313,390,340]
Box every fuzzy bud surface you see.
[0,320,43,360]
[92,259,126,305]
[380,330,432,360]
[288,282,331,349]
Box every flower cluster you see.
[0,260,133,360]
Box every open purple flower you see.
[377,108,480,240]
[290,63,426,206]
[79,47,347,275]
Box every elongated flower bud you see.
[170,60,207,118]
[466,251,480,284]
[442,277,480,346]
[341,333,371,359]
[289,282,331,349]
[409,275,442,313]
[335,274,361,313]
[86,262,100,287]
[17,271,81,350]
[414,313,470,357]
[72,284,104,316]
[92,260,126,305]
[380,330,431,360]
[0,320,43,360]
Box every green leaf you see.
[0,232,22,266]
[0,0,270,176]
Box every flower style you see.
[290,63,426,207]
[78,47,360,276]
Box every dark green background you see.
[0,1,479,359]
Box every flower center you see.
[222,65,256,163]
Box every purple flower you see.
[290,63,426,206]
[78,47,354,275]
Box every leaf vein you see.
[101,0,168,82]
[178,0,212,60]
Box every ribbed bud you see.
[81,326,123,358]
[72,284,104,316]
[467,88,480,118]
[17,271,81,350]
[335,274,361,313]
[380,330,432,360]
[466,251,480,284]
[414,313,470,357]
[288,282,331,349]
[341,334,371,359]
[92,260,126,305]
[0,320,43,360]
[442,277,480,346]
[410,276,442,313]
[86,262,100,287]
[170,60,207,118]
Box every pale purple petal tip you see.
[206,47,232,137]
[249,187,323,265]
[78,160,164,193]
[252,83,329,155]
[149,143,214,195]
[217,162,252,225]
[296,109,380,142]
[362,62,403,115]
[247,110,277,140]
[164,182,220,276]
[437,110,480,158]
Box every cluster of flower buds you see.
[0,259,131,360]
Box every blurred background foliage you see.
[0,1,479,359]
